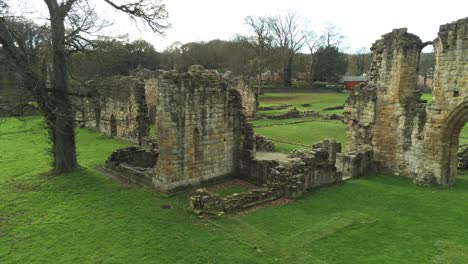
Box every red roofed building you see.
[340,76,368,90]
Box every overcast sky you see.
[11,0,468,53]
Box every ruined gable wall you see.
[153,66,254,191]
[345,29,425,175]
[133,69,161,125]
[420,18,468,184]
[80,76,149,144]
[370,29,423,175]
[230,77,258,118]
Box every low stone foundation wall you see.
[105,147,158,186]
[255,135,275,152]
[191,140,345,214]
[336,149,373,179]
[259,104,292,111]
[266,109,301,119]
[261,109,343,121]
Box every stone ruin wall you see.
[191,140,344,214]
[420,18,468,184]
[230,77,258,118]
[344,18,468,185]
[79,76,150,145]
[78,69,258,143]
[153,66,255,191]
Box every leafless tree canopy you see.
[267,12,308,54]
[103,0,169,34]
[0,0,170,173]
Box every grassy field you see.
[258,92,349,116]
[254,92,467,153]
[255,92,348,152]
[253,119,346,153]
[1,117,468,263]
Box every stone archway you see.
[440,102,468,185]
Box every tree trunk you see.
[284,55,293,88]
[257,73,264,95]
[50,12,79,173]
[309,53,320,86]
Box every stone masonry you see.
[343,18,467,185]
[79,76,150,145]
[191,140,344,214]
[230,77,258,118]
[153,66,254,191]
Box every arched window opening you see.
[458,123,468,172]
[441,103,468,185]
[110,114,117,137]
[418,45,434,103]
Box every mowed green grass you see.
[258,92,349,116]
[255,92,348,152]
[254,92,467,153]
[1,117,468,263]
[253,119,346,153]
[1,88,468,264]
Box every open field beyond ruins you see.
[254,92,465,153]
[1,91,468,263]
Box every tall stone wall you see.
[344,28,425,175]
[344,18,468,185]
[420,18,468,184]
[79,76,149,145]
[153,66,254,191]
[230,77,258,118]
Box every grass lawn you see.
[2,117,468,263]
[254,92,467,153]
[255,92,348,153]
[1,104,468,263]
[460,125,468,146]
[253,119,346,153]
[258,92,349,116]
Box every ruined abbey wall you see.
[153,66,254,191]
[421,18,468,184]
[230,77,258,118]
[79,76,149,145]
[344,18,468,185]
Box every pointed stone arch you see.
[440,101,468,185]
[110,114,117,137]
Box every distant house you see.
[340,76,368,90]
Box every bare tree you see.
[307,24,344,84]
[243,16,272,92]
[0,0,169,173]
[267,12,308,87]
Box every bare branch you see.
[103,0,170,34]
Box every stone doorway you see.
[440,102,468,185]
[110,114,117,137]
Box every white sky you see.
[10,0,468,53]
